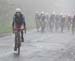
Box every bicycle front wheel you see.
[18,46,20,55]
[17,31,21,55]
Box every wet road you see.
[0,30,75,61]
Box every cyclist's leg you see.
[21,31,24,42]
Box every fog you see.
[0,0,75,32]
[1,0,75,22]
[8,0,75,16]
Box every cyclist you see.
[40,11,46,32]
[55,15,60,32]
[49,11,56,32]
[35,11,41,32]
[72,15,75,34]
[66,15,72,31]
[60,13,65,32]
[12,8,26,51]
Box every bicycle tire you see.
[18,46,20,55]
[17,31,21,55]
[15,31,21,55]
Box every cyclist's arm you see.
[12,16,15,33]
[23,15,26,33]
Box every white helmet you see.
[41,11,44,14]
[60,13,63,16]
[52,11,56,15]
[16,8,21,12]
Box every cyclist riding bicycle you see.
[72,15,75,34]
[12,8,26,51]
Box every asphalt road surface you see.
[0,30,75,61]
